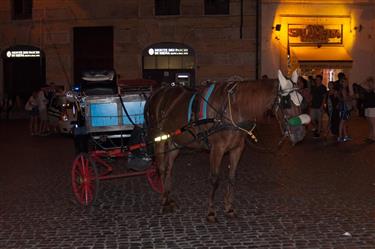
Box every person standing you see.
[352,83,365,117]
[362,77,375,143]
[337,78,353,142]
[0,94,3,120]
[37,87,49,135]
[310,75,327,138]
[334,72,346,91]
[3,94,14,120]
[297,76,311,114]
[25,90,39,135]
[325,81,340,137]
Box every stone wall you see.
[0,0,258,92]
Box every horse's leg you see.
[207,145,225,223]
[161,145,180,213]
[155,141,169,211]
[156,140,180,213]
[224,138,245,218]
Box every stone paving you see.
[1,117,375,249]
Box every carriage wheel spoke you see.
[71,154,99,206]
[80,185,86,203]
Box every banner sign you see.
[148,48,189,56]
[6,50,41,58]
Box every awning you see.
[291,47,352,68]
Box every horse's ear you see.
[291,69,299,84]
[278,70,288,90]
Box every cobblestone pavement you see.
[1,117,375,249]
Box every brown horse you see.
[145,70,308,222]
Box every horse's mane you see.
[230,79,278,121]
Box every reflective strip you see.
[201,84,215,119]
[187,94,196,123]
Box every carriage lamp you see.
[154,134,170,142]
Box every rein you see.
[226,83,258,142]
[146,81,304,156]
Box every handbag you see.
[25,101,33,111]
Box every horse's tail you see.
[144,86,172,148]
[144,87,165,130]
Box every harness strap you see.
[187,84,216,123]
[187,93,196,122]
[227,89,258,142]
[199,84,215,120]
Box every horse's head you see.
[274,69,310,145]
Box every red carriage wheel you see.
[146,163,164,193]
[71,153,99,206]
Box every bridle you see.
[272,80,304,145]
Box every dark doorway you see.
[142,42,195,87]
[143,69,195,86]
[73,26,113,83]
[2,45,45,101]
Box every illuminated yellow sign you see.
[288,24,342,45]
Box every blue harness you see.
[187,84,215,123]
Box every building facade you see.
[262,0,375,85]
[0,0,259,101]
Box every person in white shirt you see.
[37,88,49,135]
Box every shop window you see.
[155,0,180,16]
[156,56,169,69]
[182,56,195,69]
[143,57,156,70]
[205,0,229,15]
[12,0,32,20]
[169,56,182,69]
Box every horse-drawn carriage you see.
[69,70,162,206]
[69,69,310,222]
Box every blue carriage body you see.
[85,94,146,133]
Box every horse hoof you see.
[169,200,179,209]
[161,206,172,214]
[225,209,237,219]
[161,203,176,214]
[206,213,218,223]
